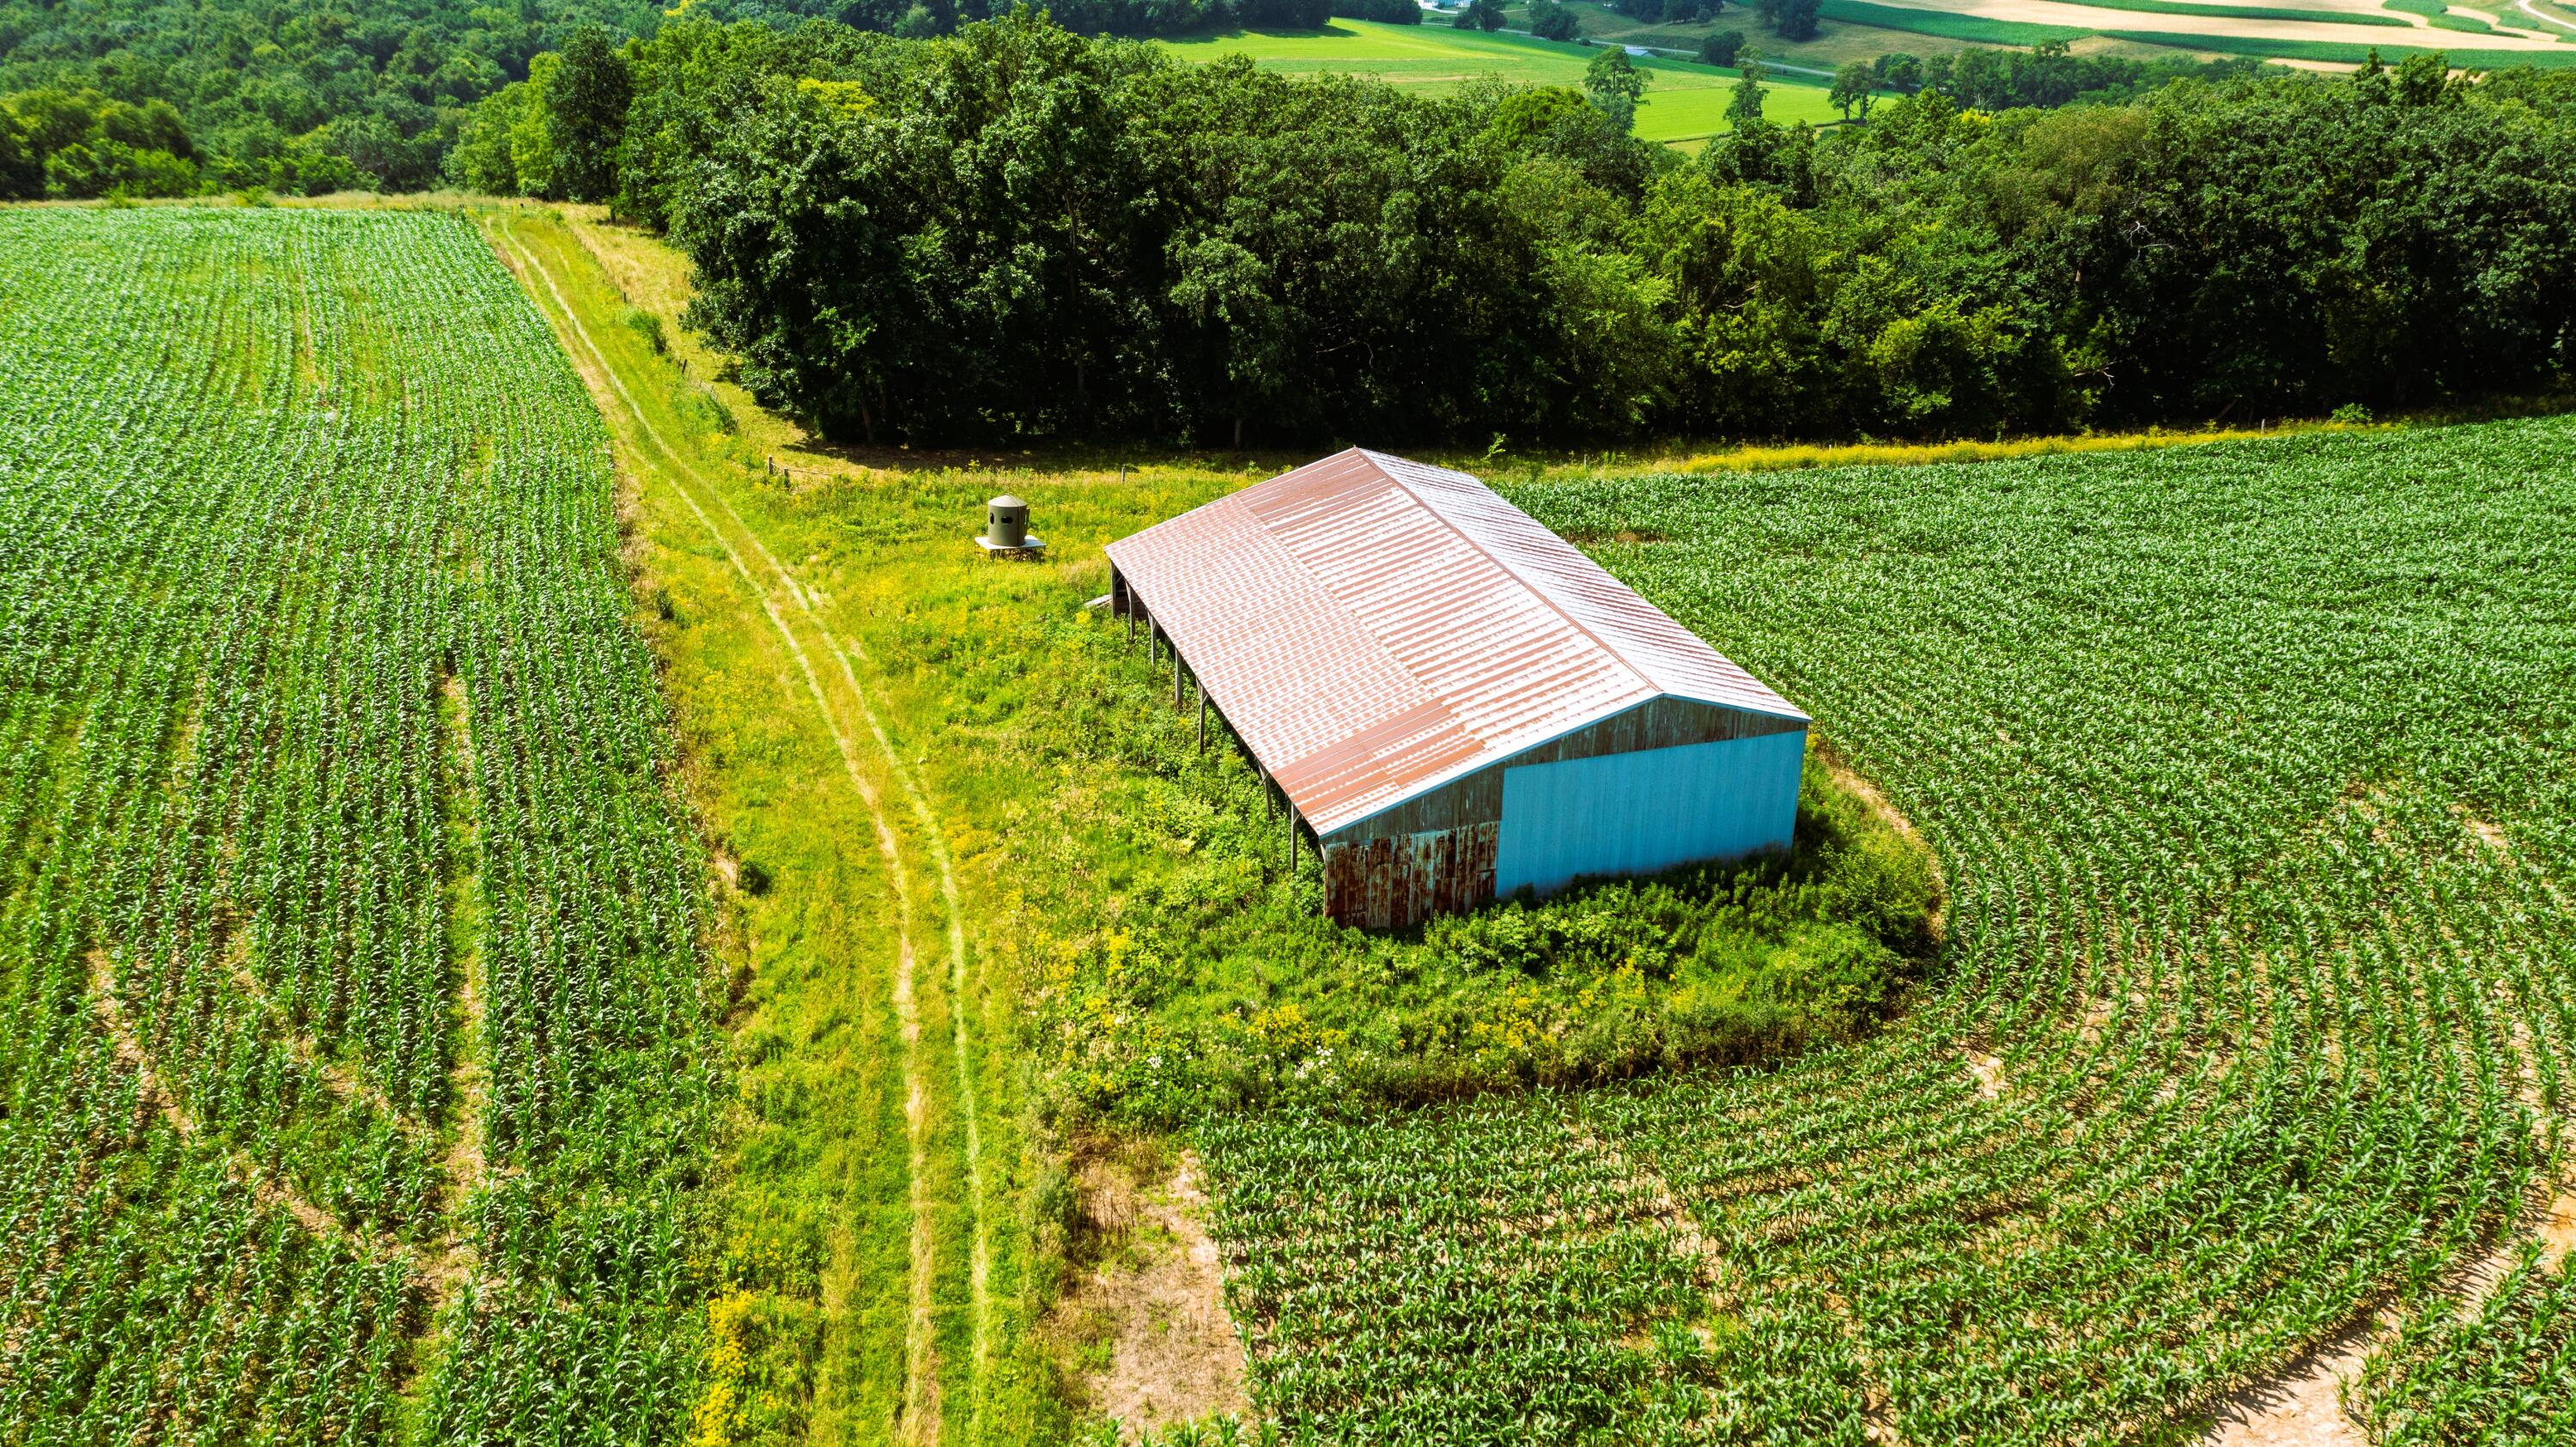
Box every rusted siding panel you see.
[1105,448,1807,837]
[1437,823,1500,919]
[1324,822,1499,929]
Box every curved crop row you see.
[1201,419,2576,1443]
[0,207,720,1446]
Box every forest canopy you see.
[0,0,1327,197]
[0,0,669,194]
[11,0,2570,447]
[614,12,2576,447]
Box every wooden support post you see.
[1285,806,1294,875]
[1197,690,1206,751]
[1173,649,1182,708]
[1264,775,1273,824]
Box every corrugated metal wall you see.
[1317,726,1807,927]
[1321,823,1500,930]
[1492,730,1806,900]
[1324,697,1803,845]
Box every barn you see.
[1103,448,1810,929]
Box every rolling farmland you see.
[0,207,718,1444]
[1155,21,1847,139]
[1196,421,2576,1441]
[13,191,2573,1447]
[1537,0,2576,68]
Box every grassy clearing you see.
[891,577,1937,1127]
[1151,20,1846,137]
[486,204,1059,1447]
[489,204,1953,1438]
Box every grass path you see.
[489,212,999,1445]
[424,671,490,1327]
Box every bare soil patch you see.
[1965,1050,2008,1101]
[2460,812,2511,854]
[2202,1321,2378,1447]
[88,950,349,1247]
[2200,1181,2576,1446]
[1046,1145,1251,1438]
[2536,1186,2576,1271]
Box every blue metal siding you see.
[1493,730,1806,898]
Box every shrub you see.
[1528,0,1584,41]
[1699,27,1747,64]
[620,304,667,355]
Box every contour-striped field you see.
[0,206,719,1444]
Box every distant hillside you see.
[1513,0,2576,71]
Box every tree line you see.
[0,0,2270,202]
[0,0,664,198]
[0,0,1371,200]
[468,9,2576,447]
[14,0,2570,448]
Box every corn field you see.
[1200,420,2576,1444]
[0,207,719,1445]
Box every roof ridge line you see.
[1355,447,1669,704]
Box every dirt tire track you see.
[494,221,959,1443]
[222,958,423,1138]
[696,508,997,1442]
[2201,1179,2576,1446]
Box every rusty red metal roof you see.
[1104,448,1807,835]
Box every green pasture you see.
[1154,20,1847,139]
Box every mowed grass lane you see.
[485,204,1061,1447]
